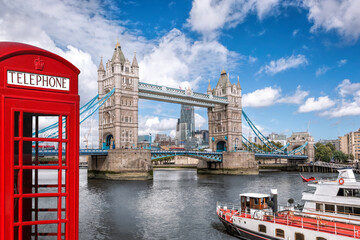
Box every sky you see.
[1,0,360,146]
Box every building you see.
[207,70,242,152]
[176,104,195,144]
[98,41,139,149]
[153,133,175,146]
[194,130,209,145]
[339,128,360,161]
[318,139,340,151]
[268,133,287,146]
[287,132,315,162]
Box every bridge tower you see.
[98,42,139,150]
[287,132,315,162]
[207,69,242,152]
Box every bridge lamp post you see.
[149,133,152,150]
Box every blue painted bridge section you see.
[151,150,223,162]
[34,149,308,162]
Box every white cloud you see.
[243,85,309,108]
[139,29,238,90]
[278,85,309,104]
[195,113,207,129]
[315,66,330,76]
[319,79,360,117]
[248,56,258,63]
[138,116,178,135]
[169,130,177,138]
[303,0,360,41]
[187,0,279,38]
[321,98,360,118]
[337,79,360,97]
[243,87,281,107]
[298,96,335,112]
[337,59,347,67]
[0,0,151,104]
[257,54,308,75]
[292,29,299,36]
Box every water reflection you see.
[79,169,339,239]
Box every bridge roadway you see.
[138,82,228,108]
[33,149,308,162]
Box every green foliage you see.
[333,150,348,163]
[315,142,351,163]
[349,153,355,160]
[244,140,284,152]
[315,144,333,162]
[325,142,336,152]
[288,198,294,205]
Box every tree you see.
[349,153,354,161]
[315,144,332,162]
[325,142,336,152]
[333,150,348,163]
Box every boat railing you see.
[302,207,360,221]
[217,204,360,238]
[216,201,240,211]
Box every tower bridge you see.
[91,41,253,179]
[37,42,313,180]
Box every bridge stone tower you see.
[287,132,315,162]
[207,69,242,152]
[98,42,139,150]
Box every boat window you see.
[338,188,360,197]
[337,205,345,214]
[337,188,344,196]
[254,198,259,205]
[354,189,360,197]
[354,207,360,215]
[258,224,266,233]
[325,204,335,213]
[316,237,326,240]
[344,189,353,197]
[316,203,323,212]
[295,232,305,240]
[345,206,353,214]
[276,229,285,238]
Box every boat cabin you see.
[240,193,271,214]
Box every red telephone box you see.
[0,42,80,239]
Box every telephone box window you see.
[11,111,70,238]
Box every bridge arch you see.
[103,132,114,150]
[216,141,226,152]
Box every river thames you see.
[78,169,338,240]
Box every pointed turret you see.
[132,52,138,67]
[216,68,231,89]
[111,41,126,64]
[226,74,231,87]
[98,57,105,72]
[237,76,241,89]
[207,79,212,94]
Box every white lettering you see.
[7,70,70,91]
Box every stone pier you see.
[88,149,153,180]
[197,152,258,175]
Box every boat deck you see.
[217,207,360,239]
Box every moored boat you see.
[217,169,360,239]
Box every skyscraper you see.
[176,104,195,144]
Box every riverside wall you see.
[197,151,258,175]
[88,149,153,180]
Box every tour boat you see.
[217,169,360,239]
